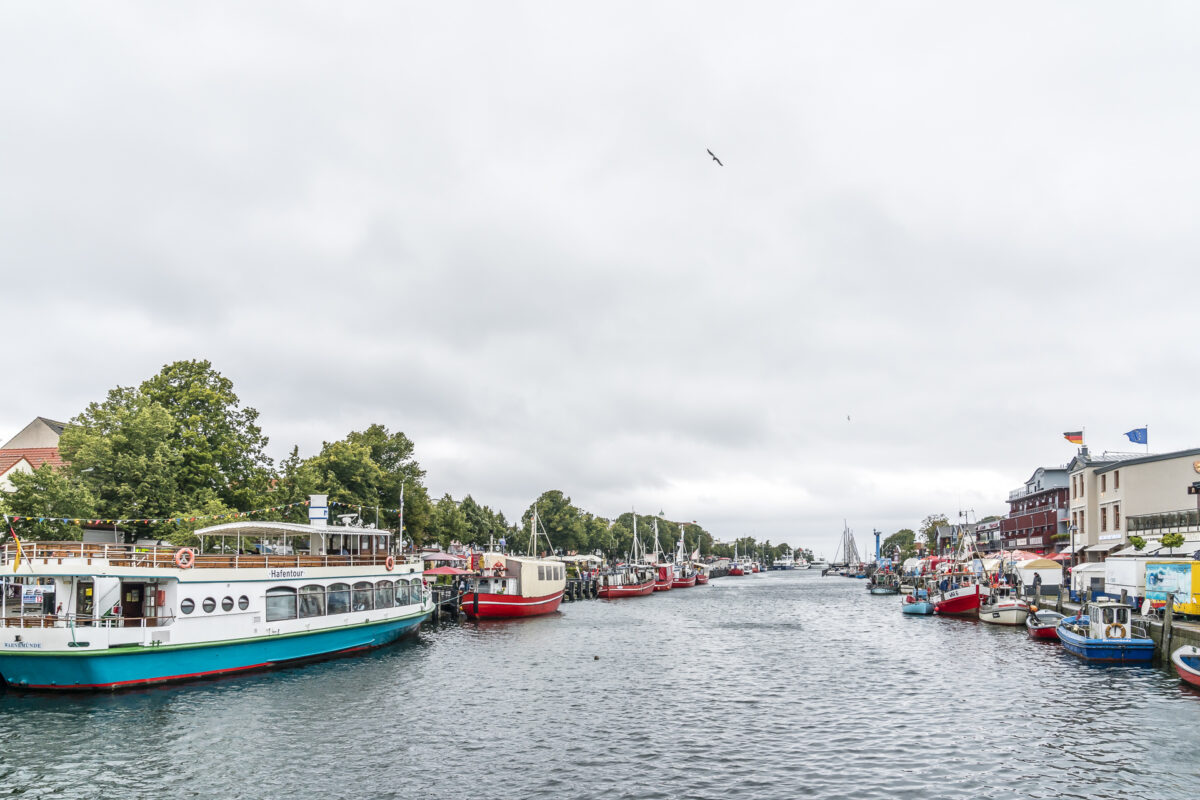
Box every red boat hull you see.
[729,567,745,576]
[597,580,656,598]
[461,590,563,619]
[654,579,673,591]
[934,585,981,616]
[671,574,697,589]
[695,574,709,585]
[1027,625,1060,640]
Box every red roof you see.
[0,447,64,475]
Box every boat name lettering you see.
[268,568,305,579]
[3,641,42,649]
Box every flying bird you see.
[707,149,723,166]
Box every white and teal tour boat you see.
[0,495,431,691]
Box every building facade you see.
[1001,466,1069,554]
[0,417,68,492]
[1069,446,1200,561]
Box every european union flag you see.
[1125,427,1148,445]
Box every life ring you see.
[174,548,195,569]
[1105,623,1126,639]
[385,555,395,572]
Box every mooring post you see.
[1164,596,1176,659]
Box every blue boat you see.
[1056,599,1154,664]
[900,587,934,615]
[0,503,434,691]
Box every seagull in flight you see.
[707,148,723,166]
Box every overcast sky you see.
[3,3,1197,554]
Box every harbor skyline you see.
[4,3,1198,550]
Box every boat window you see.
[202,597,216,613]
[352,581,374,611]
[238,595,249,610]
[375,581,394,609]
[538,566,545,580]
[299,585,326,618]
[221,596,234,612]
[180,598,195,614]
[327,583,351,615]
[265,587,298,621]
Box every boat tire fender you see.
[385,555,395,572]
[174,548,195,569]
[1106,623,1126,639]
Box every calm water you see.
[2,571,1199,799]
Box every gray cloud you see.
[3,2,1198,552]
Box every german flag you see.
[1063,431,1084,445]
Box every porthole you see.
[238,595,249,610]
[221,596,234,612]
[202,597,216,613]
[180,598,195,615]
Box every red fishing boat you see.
[671,570,697,588]
[461,512,565,620]
[647,519,674,591]
[932,573,983,616]
[597,565,656,598]
[694,564,710,585]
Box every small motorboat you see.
[1025,608,1065,640]
[1171,645,1200,688]
[1057,599,1154,664]
[901,590,934,615]
[868,573,901,595]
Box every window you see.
[180,598,195,614]
[327,583,351,615]
[1100,474,1106,493]
[299,585,325,618]
[238,595,249,610]
[1114,470,1120,490]
[352,581,374,611]
[538,566,545,580]
[221,597,234,612]
[1101,508,1107,532]
[1114,505,1121,530]
[202,597,216,613]
[375,581,394,609]
[265,587,297,621]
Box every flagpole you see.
[1145,423,1149,454]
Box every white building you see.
[0,417,68,492]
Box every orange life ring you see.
[174,548,195,569]
[385,555,395,572]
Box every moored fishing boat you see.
[867,572,900,595]
[978,585,1029,626]
[901,589,935,615]
[1171,645,1200,688]
[596,565,656,598]
[0,499,430,691]
[1057,599,1153,664]
[933,572,983,616]
[693,563,710,585]
[1025,609,1065,640]
[462,511,565,619]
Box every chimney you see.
[308,494,329,527]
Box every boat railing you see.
[0,614,176,629]
[1130,619,1150,639]
[0,541,408,570]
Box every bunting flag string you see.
[4,501,310,527]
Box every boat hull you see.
[1025,612,1064,640]
[901,600,935,615]
[462,590,563,619]
[934,586,982,616]
[979,603,1029,626]
[695,574,709,585]
[868,586,899,595]
[597,581,655,598]
[1056,623,1154,664]
[0,613,428,692]
[671,574,697,589]
[1171,646,1200,687]
[729,567,745,576]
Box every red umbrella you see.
[423,566,474,576]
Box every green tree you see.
[882,528,917,559]
[1128,535,1147,551]
[1161,532,1185,555]
[2,464,97,540]
[920,514,949,551]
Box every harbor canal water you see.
[2,570,1199,798]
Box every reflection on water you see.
[2,572,1199,799]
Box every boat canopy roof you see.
[194,520,391,540]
